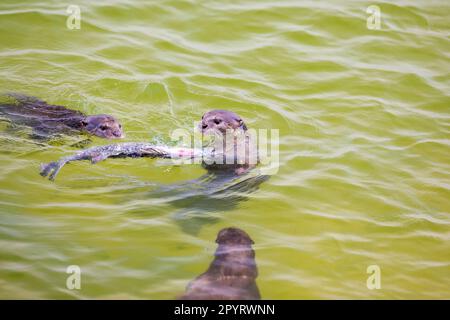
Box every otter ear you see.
[238,119,247,130]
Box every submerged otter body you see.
[180,227,260,300]
[0,94,123,139]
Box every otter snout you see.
[113,130,125,139]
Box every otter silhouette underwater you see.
[0,93,124,140]
[179,227,260,300]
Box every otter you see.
[0,94,124,139]
[40,109,256,180]
[179,227,260,300]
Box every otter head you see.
[216,227,254,246]
[82,114,124,139]
[200,110,247,136]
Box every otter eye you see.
[214,119,222,125]
[100,125,108,130]
[202,124,208,129]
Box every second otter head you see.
[82,114,124,139]
[216,227,254,246]
[200,110,247,136]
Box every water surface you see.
[0,0,449,299]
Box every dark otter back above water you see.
[180,227,260,300]
[0,94,123,139]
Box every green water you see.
[0,0,449,299]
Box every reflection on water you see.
[158,171,270,235]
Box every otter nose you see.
[114,130,124,138]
